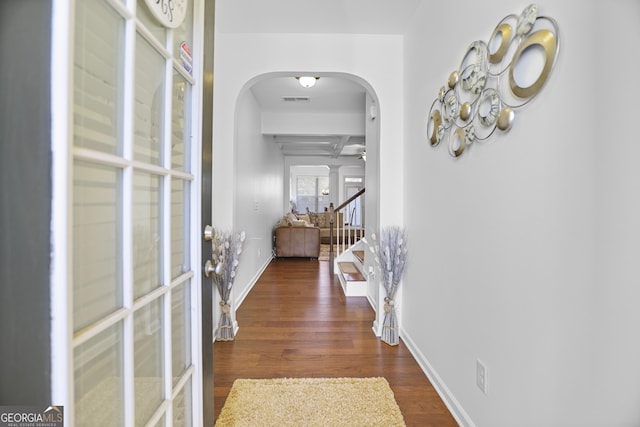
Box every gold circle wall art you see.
[426,4,560,158]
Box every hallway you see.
[213,258,457,426]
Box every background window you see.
[296,175,330,213]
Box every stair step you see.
[338,262,365,282]
[353,250,365,264]
[337,261,367,297]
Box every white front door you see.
[52,0,204,425]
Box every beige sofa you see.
[274,226,320,258]
[277,211,360,246]
[300,211,343,244]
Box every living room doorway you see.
[228,71,382,342]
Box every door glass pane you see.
[74,0,123,154]
[173,378,192,427]
[171,178,189,278]
[172,282,191,385]
[134,34,165,165]
[136,0,166,46]
[173,0,194,70]
[74,161,122,331]
[133,171,162,299]
[172,72,191,172]
[74,323,124,425]
[134,297,164,426]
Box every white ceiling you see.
[250,76,368,157]
[219,0,421,158]
[216,0,421,35]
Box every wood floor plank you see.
[213,258,457,426]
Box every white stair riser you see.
[338,273,367,297]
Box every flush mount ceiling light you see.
[296,76,319,88]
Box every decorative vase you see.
[210,229,245,341]
[369,226,407,347]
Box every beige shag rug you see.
[215,377,406,427]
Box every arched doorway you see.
[225,71,383,334]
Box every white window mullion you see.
[121,4,136,425]
[162,290,174,425]
[170,271,194,288]
[104,0,133,21]
[72,307,129,347]
[50,0,74,422]
[172,365,195,400]
[121,95,136,422]
[131,161,170,176]
[189,0,205,420]
[163,28,175,421]
[145,400,172,427]
[172,58,196,85]
[73,147,130,168]
[130,286,168,311]
[172,170,195,181]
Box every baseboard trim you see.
[400,328,476,427]
[235,256,273,309]
[371,321,380,337]
[366,292,375,311]
[214,257,273,341]
[366,281,381,337]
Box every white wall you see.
[262,112,365,136]
[229,89,284,311]
[364,92,381,327]
[592,1,640,425]
[402,1,640,426]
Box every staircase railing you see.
[329,187,365,275]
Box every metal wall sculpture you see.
[427,4,560,157]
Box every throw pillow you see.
[297,214,310,223]
[318,212,330,228]
[308,212,320,226]
[278,216,291,227]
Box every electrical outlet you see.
[476,359,488,395]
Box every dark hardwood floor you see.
[213,258,458,426]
